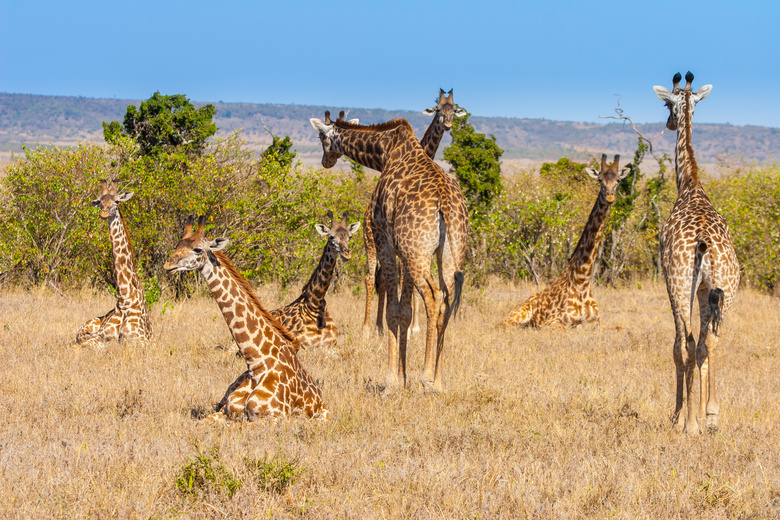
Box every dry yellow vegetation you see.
[1,281,779,519]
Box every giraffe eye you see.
[192,247,203,255]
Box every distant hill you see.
[1,92,778,167]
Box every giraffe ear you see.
[116,191,134,203]
[619,167,631,179]
[422,106,437,115]
[209,237,229,251]
[314,223,330,237]
[348,221,361,235]
[653,85,674,103]
[453,106,467,117]
[585,168,599,180]
[693,84,712,103]
[310,118,332,136]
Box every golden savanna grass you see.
[1,280,779,519]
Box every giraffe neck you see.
[333,119,417,171]
[300,239,338,315]
[566,190,611,282]
[199,251,300,374]
[107,213,145,307]
[419,114,445,160]
[674,94,700,195]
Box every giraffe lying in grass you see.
[271,210,360,349]
[503,154,629,329]
[164,215,328,422]
[76,180,151,349]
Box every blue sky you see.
[1,0,778,126]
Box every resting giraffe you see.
[163,216,328,422]
[362,88,466,337]
[271,210,360,349]
[653,72,740,433]
[311,110,468,393]
[503,154,629,329]
[76,180,151,349]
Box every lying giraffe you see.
[271,210,360,349]
[163,216,328,422]
[76,180,152,349]
[311,111,468,393]
[654,72,740,433]
[362,89,466,338]
[503,154,629,329]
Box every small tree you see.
[259,135,296,169]
[443,113,504,216]
[103,92,217,156]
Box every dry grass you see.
[1,280,779,519]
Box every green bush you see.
[244,455,301,494]
[175,447,242,499]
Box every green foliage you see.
[103,92,217,156]
[708,164,780,291]
[259,135,296,169]
[175,447,242,499]
[244,455,301,494]
[539,157,588,183]
[0,130,372,295]
[443,113,504,216]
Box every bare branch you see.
[599,95,667,165]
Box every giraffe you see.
[271,210,360,349]
[362,89,466,337]
[163,215,328,422]
[310,110,469,392]
[503,154,629,329]
[76,180,152,349]
[653,72,740,433]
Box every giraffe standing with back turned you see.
[653,72,740,433]
[362,89,466,338]
[311,111,468,393]
[76,180,152,349]
[503,154,629,329]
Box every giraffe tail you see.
[452,271,464,318]
[709,288,725,336]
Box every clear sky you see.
[1,0,778,127]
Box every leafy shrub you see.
[175,447,242,499]
[245,455,301,494]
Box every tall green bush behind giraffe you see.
[0,135,776,293]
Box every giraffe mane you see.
[681,92,700,185]
[211,250,302,349]
[334,118,414,134]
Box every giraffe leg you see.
[671,316,686,429]
[375,266,387,337]
[413,265,441,393]
[206,374,254,423]
[397,265,417,387]
[410,290,421,334]
[77,309,121,349]
[216,370,251,412]
[683,327,700,435]
[76,317,102,345]
[245,376,286,420]
[377,241,401,391]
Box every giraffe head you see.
[314,210,361,261]
[163,215,228,274]
[92,179,134,220]
[653,71,712,131]
[309,111,359,168]
[422,89,467,130]
[585,154,630,203]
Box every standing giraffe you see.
[311,111,469,392]
[163,216,328,422]
[271,210,360,349]
[653,72,739,433]
[76,180,151,349]
[362,89,466,337]
[503,154,629,328]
